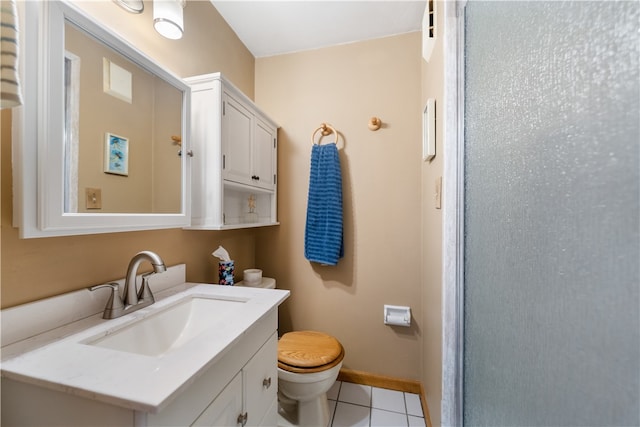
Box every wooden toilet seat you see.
[277,331,345,374]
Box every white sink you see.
[85,295,246,357]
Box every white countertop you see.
[1,281,289,413]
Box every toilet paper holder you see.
[383,305,411,327]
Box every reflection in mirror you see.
[13,0,191,238]
[64,22,182,214]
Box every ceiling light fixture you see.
[112,0,144,14]
[153,0,186,40]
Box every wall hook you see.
[312,123,341,146]
[368,117,382,131]
[171,135,182,156]
[320,123,334,136]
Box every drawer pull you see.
[263,377,272,389]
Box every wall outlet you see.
[86,188,102,209]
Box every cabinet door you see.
[222,93,253,186]
[243,333,278,427]
[192,372,243,427]
[251,118,276,191]
[257,397,278,427]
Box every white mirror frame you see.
[13,0,191,238]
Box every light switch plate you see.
[86,188,102,209]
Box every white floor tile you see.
[327,381,341,400]
[370,408,408,427]
[332,402,370,427]
[371,387,406,413]
[277,381,426,427]
[408,415,426,427]
[338,382,371,407]
[404,393,423,417]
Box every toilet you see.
[237,277,344,427]
[277,331,344,427]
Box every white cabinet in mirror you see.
[13,0,191,238]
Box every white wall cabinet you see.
[222,94,276,192]
[1,310,279,427]
[185,73,279,230]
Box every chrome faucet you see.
[90,251,166,319]
[123,251,166,307]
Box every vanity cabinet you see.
[192,334,278,427]
[185,73,279,230]
[1,309,280,427]
[147,312,279,427]
[193,372,243,426]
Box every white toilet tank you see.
[237,277,276,289]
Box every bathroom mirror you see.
[13,0,191,238]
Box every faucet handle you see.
[136,273,155,304]
[89,283,125,319]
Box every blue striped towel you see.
[304,143,344,265]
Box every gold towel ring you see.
[312,123,339,145]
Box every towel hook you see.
[312,123,339,145]
[368,117,382,131]
[171,135,183,156]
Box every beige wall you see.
[1,0,255,308]
[254,33,424,381]
[152,78,183,213]
[66,23,169,213]
[421,3,445,425]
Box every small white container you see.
[243,269,262,286]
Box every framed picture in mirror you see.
[104,132,129,176]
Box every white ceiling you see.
[209,1,427,58]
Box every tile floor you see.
[326,381,427,427]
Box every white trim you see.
[442,1,466,425]
[422,0,437,62]
[64,50,80,213]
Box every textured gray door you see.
[463,2,639,425]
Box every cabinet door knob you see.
[251,175,260,181]
[262,377,272,389]
[237,412,248,426]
